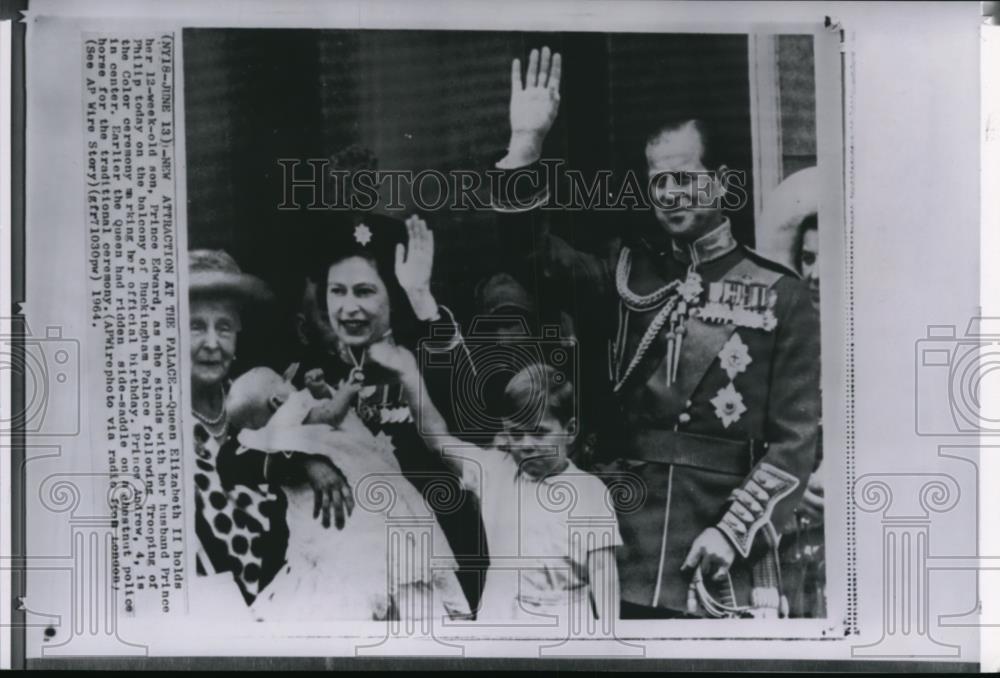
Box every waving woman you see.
[243,213,483,620]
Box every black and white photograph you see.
[11,0,990,668]
[182,26,832,626]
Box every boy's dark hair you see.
[645,116,723,171]
[501,363,575,430]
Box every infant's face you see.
[228,368,296,431]
[271,379,296,404]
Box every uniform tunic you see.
[493,161,821,615]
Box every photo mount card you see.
[4,0,994,671]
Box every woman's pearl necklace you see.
[193,386,228,436]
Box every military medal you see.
[375,383,410,424]
[353,383,376,423]
[696,276,778,331]
[352,377,412,425]
[379,404,412,424]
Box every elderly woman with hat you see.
[188,249,353,608]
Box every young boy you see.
[368,341,622,623]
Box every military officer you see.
[490,47,821,618]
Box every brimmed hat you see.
[755,167,819,271]
[188,249,274,304]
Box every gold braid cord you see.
[615,247,682,310]
[717,462,800,559]
[612,247,700,392]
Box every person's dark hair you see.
[644,116,724,171]
[501,363,575,430]
[794,213,819,276]
[288,276,327,348]
[325,144,379,205]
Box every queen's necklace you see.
[340,339,413,425]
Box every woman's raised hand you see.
[500,46,562,168]
[396,215,440,321]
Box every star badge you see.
[354,223,373,246]
[710,383,747,428]
[718,332,752,380]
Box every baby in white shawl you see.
[226,365,470,622]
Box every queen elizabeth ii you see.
[238,213,480,621]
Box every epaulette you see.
[742,246,803,281]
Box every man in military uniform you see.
[489,47,820,618]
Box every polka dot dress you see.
[194,424,278,602]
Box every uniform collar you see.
[671,218,737,267]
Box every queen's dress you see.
[237,387,470,621]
